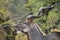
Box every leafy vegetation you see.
[0,0,60,40]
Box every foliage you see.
[0,0,60,40]
[46,10,58,27]
[15,33,27,40]
[25,0,60,31]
